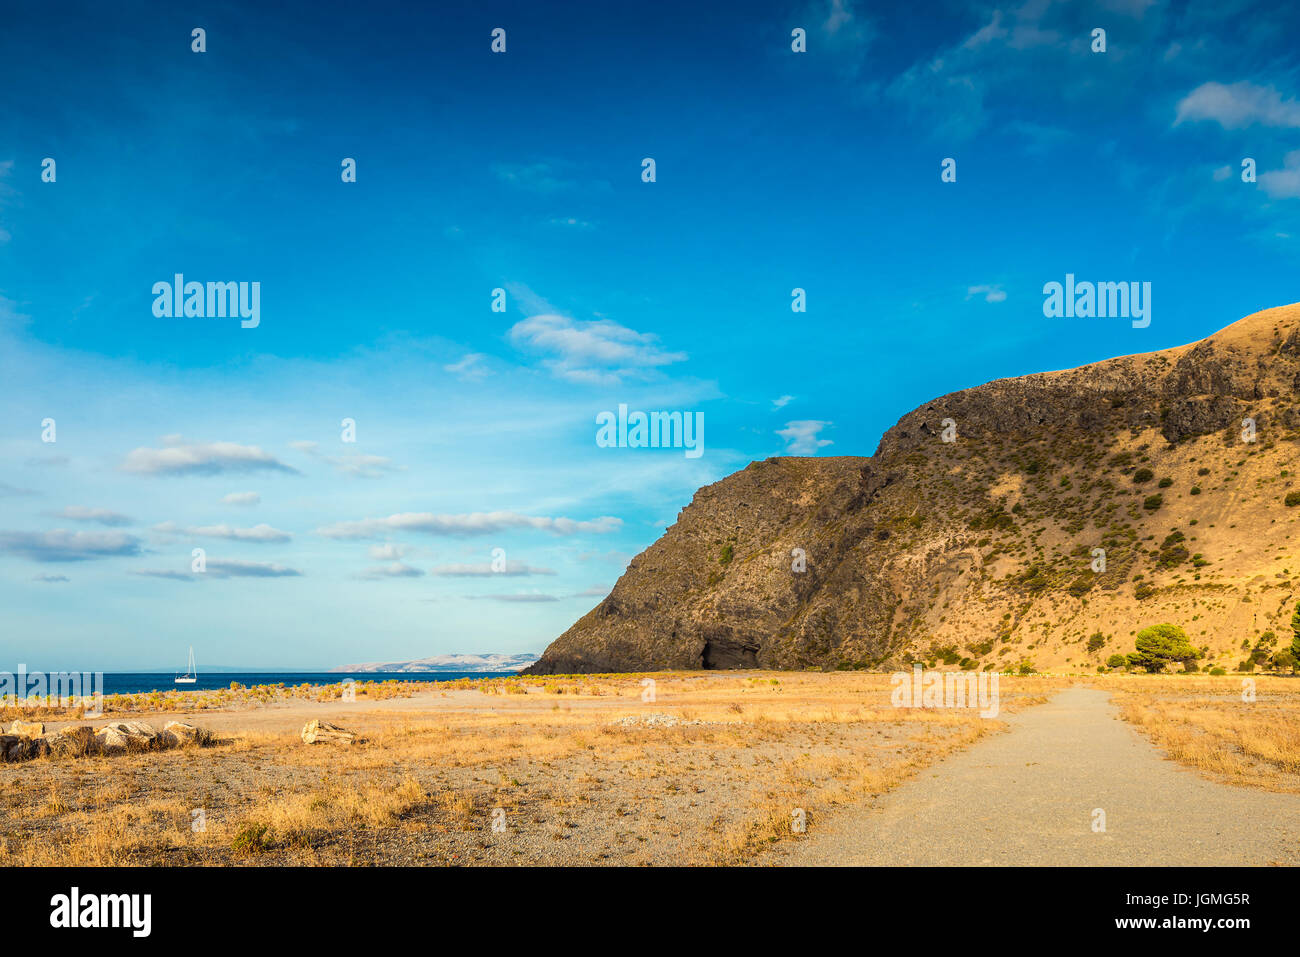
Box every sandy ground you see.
[769,687,1300,866]
[3,673,1029,866]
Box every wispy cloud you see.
[771,394,795,410]
[358,562,425,580]
[220,492,261,506]
[50,506,135,527]
[444,353,490,382]
[0,529,142,562]
[122,439,298,476]
[430,561,556,577]
[290,441,402,478]
[509,314,687,385]
[153,521,292,543]
[464,592,559,603]
[33,573,70,583]
[777,420,834,455]
[1175,81,1300,130]
[1260,150,1300,199]
[205,559,302,578]
[318,511,622,540]
[967,284,1007,303]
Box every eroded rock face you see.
[301,720,358,745]
[526,303,1300,675]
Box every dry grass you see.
[0,671,1050,866]
[1094,673,1300,792]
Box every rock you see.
[161,721,211,747]
[2,734,48,762]
[301,719,358,745]
[94,721,159,755]
[43,725,95,757]
[8,719,45,737]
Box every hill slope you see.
[527,303,1300,675]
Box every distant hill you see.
[332,653,538,673]
[527,302,1300,675]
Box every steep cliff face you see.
[527,303,1300,675]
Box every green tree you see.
[1105,654,1127,670]
[1127,624,1199,673]
[1291,602,1300,661]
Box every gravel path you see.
[773,687,1300,866]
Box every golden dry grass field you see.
[0,671,1294,866]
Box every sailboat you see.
[174,646,198,684]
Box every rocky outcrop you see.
[0,719,212,762]
[528,302,1300,675]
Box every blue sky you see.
[2,0,1299,669]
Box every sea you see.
[92,672,518,696]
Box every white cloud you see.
[444,353,489,381]
[358,562,425,580]
[777,420,834,455]
[317,511,621,540]
[204,559,301,578]
[291,442,402,478]
[122,439,297,476]
[367,543,411,560]
[1175,81,1300,130]
[464,592,559,603]
[153,521,292,543]
[220,492,261,506]
[1259,150,1300,199]
[0,529,142,562]
[430,561,556,577]
[509,313,687,385]
[771,395,796,410]
[967,284,1007,303]
[51,506,134,526]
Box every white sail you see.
[174,646,197,684]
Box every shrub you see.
[1158,477,1173,488]
[232,822,272,855]
[1087,632,1107,653]
[1133,468,1154,483]
[719,545,733,565]
[1286,492,1300,507]
[1209,667,1226,676]
[1127,623,1198,673]
[1106,654,1127,669]
[1142,494,1163,511]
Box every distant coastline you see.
[82,671,519,697]
[329,653,539,674]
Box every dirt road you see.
[772,687,1300,865]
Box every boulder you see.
[161,721,211,747]
[94,721,159,755]
[301,719,358,745]
[8,719,45,737]
[2,734,48,762]
[43,725,95,757]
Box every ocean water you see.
[92,671,518,696]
